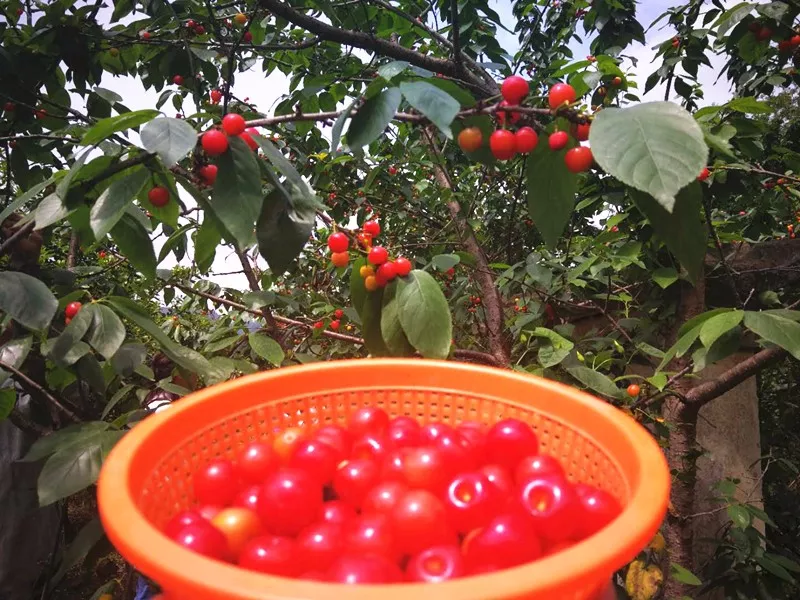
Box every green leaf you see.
[350,256,368,316]
[331,98,359,153]
[253,135,322,214]
[0,335,32,386]
[49,305,93,365]
[378,61,409,80]
[85,304,126,360]
[530,327,574,368]
[0,388,16,421]
[399,81,460,139]
[725,97,773,115]
[243,291,275,309]
[670,563,702,586]
[90,167,149,240]
[526,134,578,247]
[256,192,314,275]
[110,343,146,377]
[746,505,777,528]
[211,136,263,249]
[0,176,55,224]
[756,1,788,20]
[713,2,755,37]
[727,504,752,529]
[194,216,222,272]
[678,308,733,339]
[248,332,284,366]
[50,517,105,586]
[110,213,156,279]
[35,192,72,229]
[764,553,800,573]
[590,102,707,211]
[37,429,125,506]
[23,421,112,462]
[631,182,706,283]
[652,267,679,289]
[82,110,159,146]
[699,310,743,348]
[565,365,626,400]
[431,254,461,272]
[692,326,741,372]
[77,354,107,395]
[56,149,91,201]
[361,287,389,356]
[397,270,452,359]
[755,556,795,583]
[0,271,58,330]
[743,312,800,360]
[140,117,198,166]
[347,87,402,148]
[381,279,414,356]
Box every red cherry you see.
[485,418,539,472]
[376,261,397,283]
[401,446,453,491]
[367,245,389,265]
[3,102,15,112]
[444,472,499,533]
[194,25,206,35]
[548,131,569,151]
[221,113,246,136]
[514,127,539,154]
[420,422,454,444]
[296,522,343,571]
[209,89,222,104]
[462,512,542,571]
[456,424,487,464]
[390,489,456,555]
[490,129,516,161]
[237,441,279,484]
[329,319,341,330]
[202,129,229,156]
[172,75,184,86]
[194,459,238,506]
[199,164,218,185]
[697,167,710,182]
[313,321,324,330]
[243,31,253,42]
[164,510,205,539]
[574,483,622,540]
[327,231,349,253]
[171,521,229,560]
[314,424,353,462]
[258,468,322,536]
[394,256,412,276]
[435,431,479,471]
[211,507,263,557]
[564,146,593,172]
[65,302,82,318]
[627,383,641,397]
[518,475,580,544]
[362,480,409,515]
[501,75,530,104]
[320,500,357,526]
[141,31,151,40]
[515,455,565,485]
[387,419,423,449]
[405,545,465,583]
[349,406,390,437]
[232,485,262,512]
[239,127,259,150]
[148,186,169,207]
[350,434,390,463]
[792,34,800,47]
[548,83,577,109]
[363,220,381,237]
[334,308,344,319]
[333,458,381,509]
[388,166,398,175]
[572,122,591,141]
[756,27,772,42]
[238,535,299,576]
[496,100,521,125]
[327,554,403,584]
[343,513,397,559]
[198,505,223,521]
[289,439,339,486]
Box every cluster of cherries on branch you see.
[457,77,594,174]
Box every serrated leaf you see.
[399,81,460,139]
[110,213,156,279]
[566,365,626,400]
[89,166,149,239]
[110,343,146,377]
[256,192,314,274]
[381,279,414,356]
[347,87,402,148]
[713,2,754,37]
[140,117,198,166]
[248,333,284,366]
[85,304,126,360]
[211,136,263,249]
[652,267,679,289]
[743,311,800,360]
[82,110,159,146]
[253,135,322,214]
[397,270,452,359]
[0,388,16,421]
[699,310,743,348]
[431,254,460,271]
[526,134,578,247]
[590,102,707,210]
[35,192,72,230]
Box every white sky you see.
[78,0,737,294]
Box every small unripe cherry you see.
[626,384,641,397]
[458,127,483,153]
[331,251,349,268]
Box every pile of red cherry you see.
[163,409,621,584]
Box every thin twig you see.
[702,194,743,308]
[0,360,80,422]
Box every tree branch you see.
[702,194,743,308]
[0,360,80,422]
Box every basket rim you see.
[98,358,670,600]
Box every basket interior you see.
[138,387,627,529]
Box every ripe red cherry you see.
[388,166,397,175]
[627,383,641,397]
[394,256,412,276]
[362,480,409,515]
[387,418,423,449]
[221,113,246,136]
[406,545,465,582]
[258,468,322,536]
[462,511,542,571]
[480,463,514,495]
[756,27,772,42]
[390,489,456,555]
[327,231,349,253]
[329,319,341,330]
[170,521,230,560]
[209,89,222,104]
[65,302,82,318]
[199,164,218,185]
[35,109,48,120]
[564,146,593,172]
[496,100,521,125]
[164,509,205,539]
[314,424,353,462]
[574,483,622,540]
[320,500,357,526]
[518,475,580,544]
[444,472,499,533]
[172,75,184,85]
[435,431,479,470]
[344,513,397,559]
[572,122,591,141]
[141,31,151,40]
[490,129,516,161]
[548,130,569,151]
[148,186,169,207]
[363,220,381,237]
[697,167,710,182]
[333,458,381,509]
[548,83,577,109]
[237,441,279,484]
[327,554,403,584]
[232,485,262,511]
[401,446,452,491]
[194,24,206,35]
[194,459,238,506]
[515,454,565,484]
[420,422,454,443]
[3,102,14,112]
[376,261,397,284]
[202,129,229,156]
[501,75,530,104]
[514,127,539,154]
[211,507,263,557]
[458,127,483,152]
[313,321,324,330]
[239,127,259,150]
[243,31,253,42]
[349,406,389,437]
[238,535,299,576]
[367,245,389,266]
[289,439,339,486]
[485,418,539,472]
[350,434,389,463]
[296,522,344,571]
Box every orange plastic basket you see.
[98,359,669,600]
